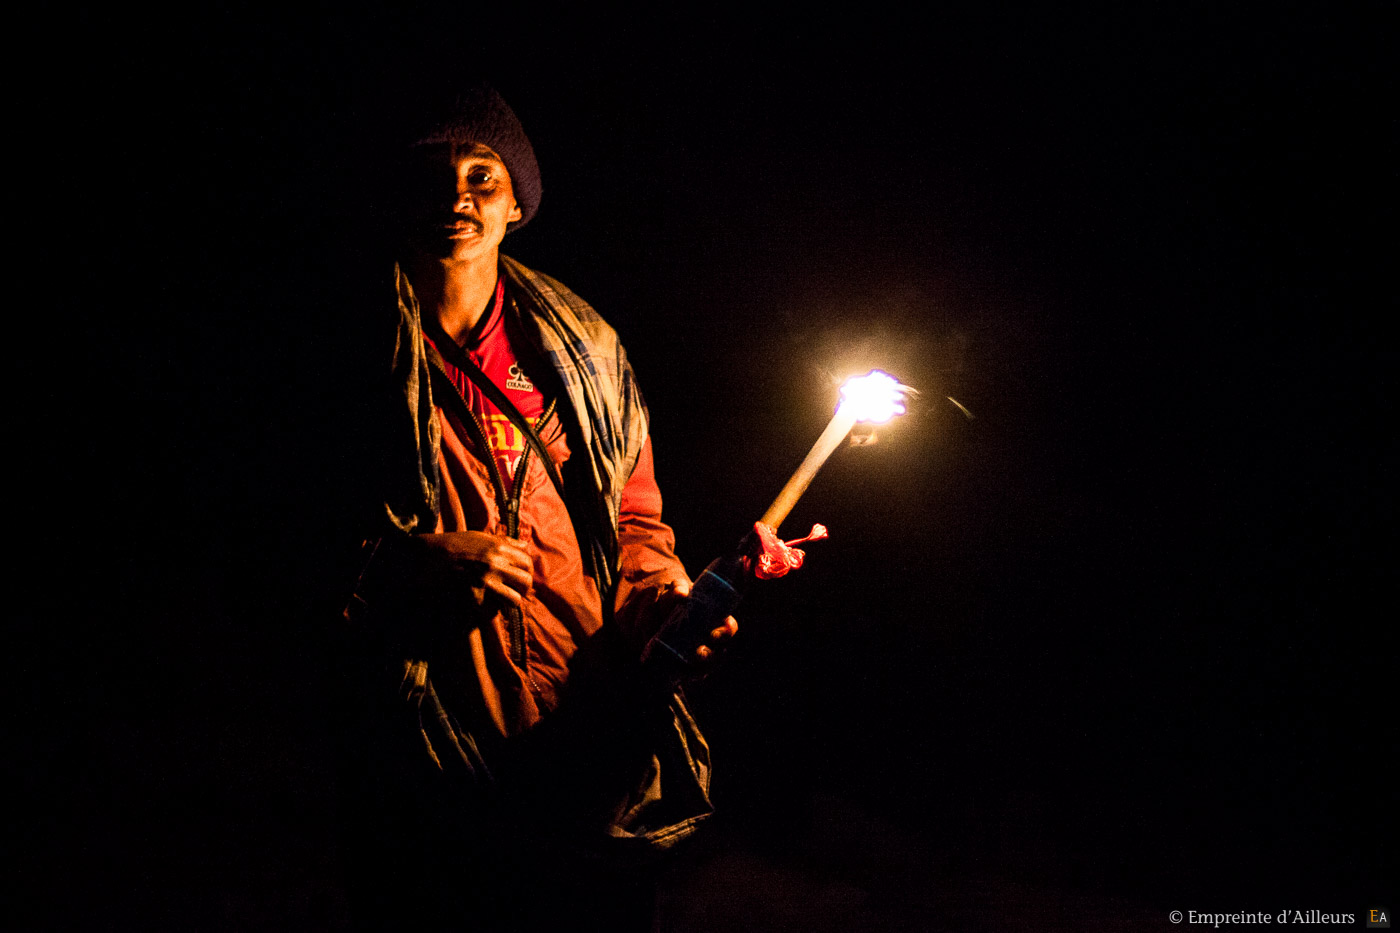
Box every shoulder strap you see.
[426,329,611,597]
[423,323,570,510]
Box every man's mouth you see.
[444,217,483,237]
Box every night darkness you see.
[29,5,1391,930]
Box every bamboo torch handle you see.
[759,409,858,531]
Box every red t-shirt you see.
[425,278,550,495]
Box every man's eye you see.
[467,170,493,185]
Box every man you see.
[336,85,733,930]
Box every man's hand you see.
[415,531,534,610]
[648,579,739,666]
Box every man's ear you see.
[509,201,522,222]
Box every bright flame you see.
[837,370,909,424]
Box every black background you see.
[29,4,1391,929]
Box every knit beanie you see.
[411,85,542,232]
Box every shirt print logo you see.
[506,363,534,393]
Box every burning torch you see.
[643,370,915,679]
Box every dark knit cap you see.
[412,85,541,232]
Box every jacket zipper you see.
[429,354,557,672]
[502,397,556,670]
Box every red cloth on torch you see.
[752,522,828,580]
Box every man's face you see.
[402,142,523,263]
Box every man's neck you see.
[408,250,500,344]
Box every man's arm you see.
[614,437,737,662]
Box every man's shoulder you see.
[498,254,641,400]
[499,254,563,293]
[499,254,609,327]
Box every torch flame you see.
[837,370,910,424]
[759,369,914,530]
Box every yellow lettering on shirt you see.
[481,414,525,453]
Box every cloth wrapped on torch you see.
[643,370,915,680]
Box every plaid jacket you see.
[385,254,650,596]
[373,254,712,855]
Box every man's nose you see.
[454,186,475,212]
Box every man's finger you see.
[494,561,534,590]
[484,576,525,608]
[709,617,739,640]
[490,542,534,570]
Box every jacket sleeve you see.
[612,435,691,643]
